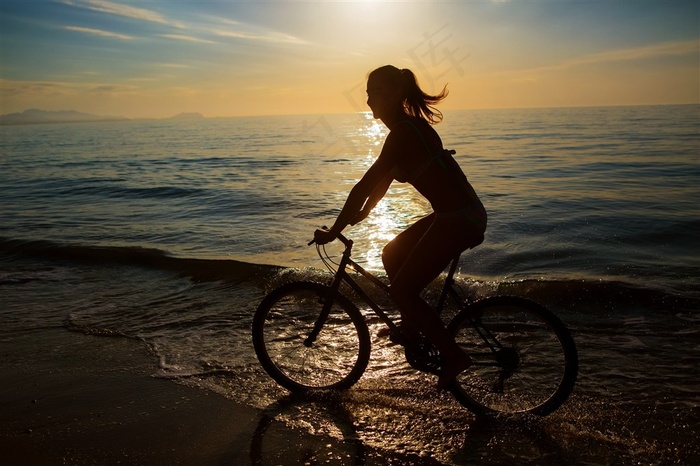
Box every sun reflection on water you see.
[352,192,432,271]
[363,116,386,145]
[345,113,434,271]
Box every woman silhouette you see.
[313,65,487,389]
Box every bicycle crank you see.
[404,336,441,375]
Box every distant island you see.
[0,109,129,125]
[0,109,205,125]
[167,112,204,120]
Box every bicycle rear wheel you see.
[447,296,578,416]
[253,282,371,392]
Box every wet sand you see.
[4,325,697,465]
[1,328,442,465]
[0,329,263,465]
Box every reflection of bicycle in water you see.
[253,231,578,416]
[250,394,365,466]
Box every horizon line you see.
[2,102,698,124]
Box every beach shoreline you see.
[0,328,262,465]
[1,295,698,465]
[1,327,445,465]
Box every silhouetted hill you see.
[168,112,205,120]
[0,109,129,125]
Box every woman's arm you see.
[313,171,386,244]
[350,174,392,225]
[314,137,400,244]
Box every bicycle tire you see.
[253,281,371,392]
[447,296,578,416]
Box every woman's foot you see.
[378,322,422,347]
[437,353,472,391]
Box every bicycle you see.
[252,231,578,416]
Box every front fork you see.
[465,313,520,393]
[304,250,352,347]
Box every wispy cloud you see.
[61,0,184,28]
[539,39,699,73]
[563,39,699,69]
[157,63,192,69]
[212,17,308,45]
[160,34,216,44]
[0,77,142,102]
[215,29,307,45]
[1,78,89,99]
[65,26,133,40]
[88,83,139,95]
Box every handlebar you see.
[336,232,351,246]
[307,227,352,247]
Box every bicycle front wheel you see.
[448,296,578,416]
[252,282,371,392]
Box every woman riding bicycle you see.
[313,65,487,390]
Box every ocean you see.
[1,105,698,464]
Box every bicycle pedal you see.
[378,326,408,346]
[404,341,442,375]
[389,332,406,346]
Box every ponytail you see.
[400,68,448,125]
[369,65,448,125]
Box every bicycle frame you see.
[309,232,467,344]
[257,231,578,415]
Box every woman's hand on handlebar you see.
[312,228,337,246]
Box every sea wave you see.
[0,237,278,284]
[2,236,697,313]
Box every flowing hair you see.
[368,65,448,125]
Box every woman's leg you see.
[386,215,476,389]
[381,214,435,341]
[382,213,435,282]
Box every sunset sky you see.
[1,0,698,119]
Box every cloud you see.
[531,39,700,75]
[211,17,308,45]
[61,0,184,28]
[562,39,699,68]
[160,34,216,44]
[157,63,191,69]
[89,83,139,94]
[482,38,700,88]
[463,38,700,108]
[65,25,133,40]
[0,79,68,98]
[215,29,307,45]
[0,78,138,100]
